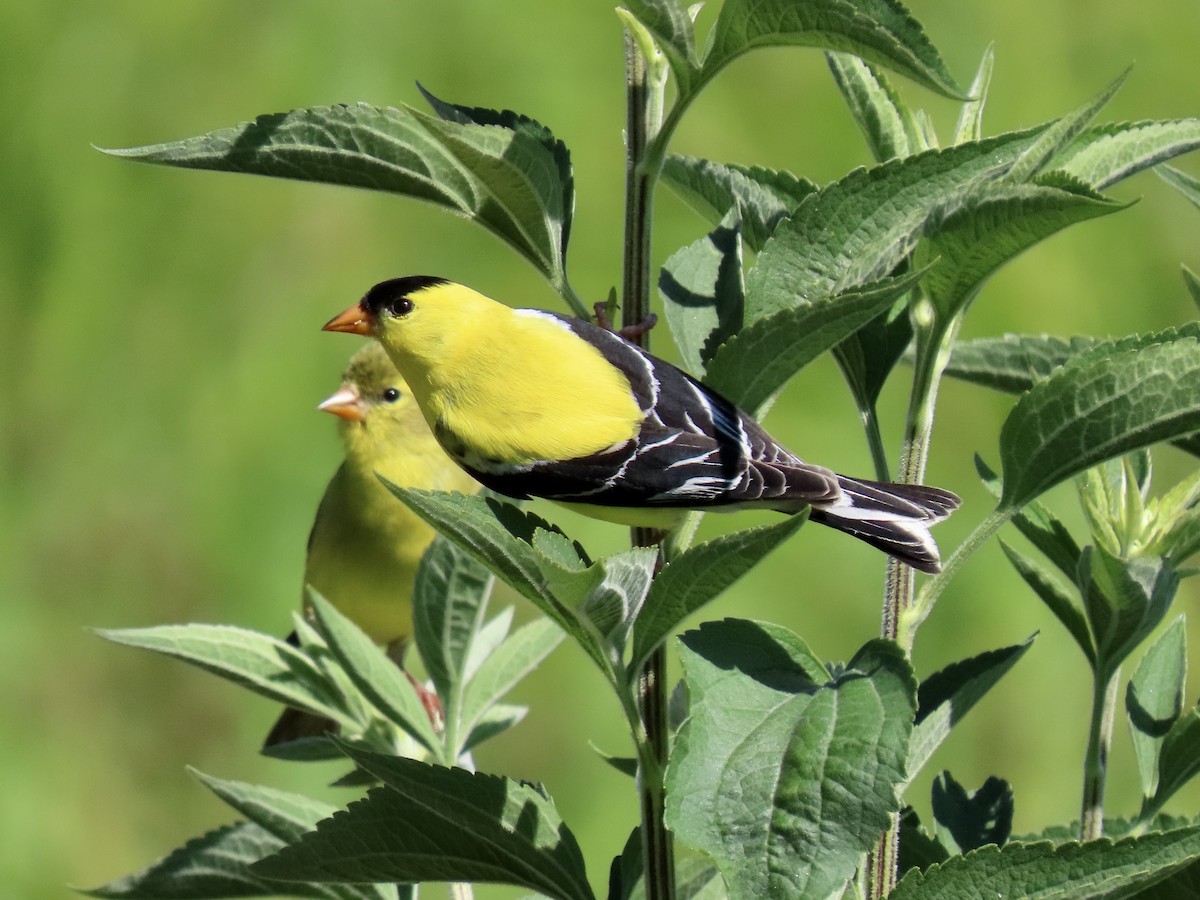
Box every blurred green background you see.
[5,2,1200,897]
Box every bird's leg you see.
[406,671,445,732]
[594,301,658,341]
[386,638,445,732]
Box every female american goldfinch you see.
[266,343,478,746]
[323,277,960,573]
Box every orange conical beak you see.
[318,385,367,422]
[322,303,373,336]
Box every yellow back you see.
[374,282,643,464]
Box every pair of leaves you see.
[390,486,803,686]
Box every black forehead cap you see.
[361,276,449,314]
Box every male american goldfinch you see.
[323,277,959,573]
[266,343,478,746]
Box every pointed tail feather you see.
[808,477,960,573]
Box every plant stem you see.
[872,306,957,898]
[623,29,675,900]
[862,403,892,483]
[1081,666,1120,840]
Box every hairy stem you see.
[624,30,676,900]
[1081,666,1120,840]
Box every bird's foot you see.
[594,301,658,341]
[406,671,445,732]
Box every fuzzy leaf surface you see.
[891,825,1200,899]
[666,621,914,900]
[997,330,1200,512]
[102,101,575,294]
[660,210,745,376]
[1051,120,1200,190]
[930,772,1014,855]
[826,52,923,163]
[909,636,1033,778]
[412,535,495,706]
[703,0,962,99]
[745,130,1041,321]
[459,617,563,737]
[387,488,609,672]
[96,625,347,723]
[661,155,817,252]
[308,593,440,754]
[252,747,594,900]
[707,269,925,414]
[916,180,1123,321]
[1128,617,1187,799]
[630,516,806,674]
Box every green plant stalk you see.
[862,403,892,483]
[622,27,676,900]
[1081,665,1121,840]
[872,304,959,898]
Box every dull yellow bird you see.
[266,342,478,746]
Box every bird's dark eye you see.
[388,297,414,317]
[381,388,402,403]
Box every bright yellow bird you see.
[266,343,478,746]
[324,277,959,573]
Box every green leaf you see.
[95,625,348,725]
[945,334,1101,393]
[891,825,1200,899]
[826,51,925,162]
[745,129,1042,322]
[386,488,611,672]
[190,770,338,845]
[666,621,915,900]
[252,747,595,900]
[413,535,496,708]
[462,703,527,753]
[660,210,745,376]
[1184,265,1200,312]
[916,180,1123,321]
[459,618,563,738]
[1128,617,1187,800]
[999,541,1094,664]
[703,0,963,100]
[661,155,816,253]
[952,46,994,146]
[539,547,659,654]
[464,606,515,682]
[1160,164,1200,210]
[1051,120,1200,190]
[1083,548,1178,673]
[706,268,926,414]
[997,329,1200,513]
[909,636,1034,779]
[833,295,915,416]
[898,807,952,876]
[622,0,699,93]
[1004,69,1128,184]
[102,100,577,304]
[307,592,440,754]
[930,772,1013,855]
[81,821,301,899]
[977,455,1084,582]
[1154,706,1200,816]
[629,516,807,675]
